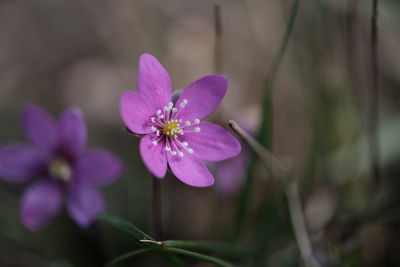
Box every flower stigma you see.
[163,120,183,138]
[49,158,72,182]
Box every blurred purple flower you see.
[120,54,241,187]
[0,106,122,230]
[215,149,249,195]
[215,120,255,195]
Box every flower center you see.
[49,158,72,182]
[149,99,201,158]
[163,120,183,138]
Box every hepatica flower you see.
[120,54,241,187]
[0,106,122,230]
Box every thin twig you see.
[369,0,381,187]
[213,4,223,74]
[229,120,286,177]
[286,182,321,267]
[229,120,321,267]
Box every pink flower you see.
[120,54,241,187]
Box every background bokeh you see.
[0,0,399,266]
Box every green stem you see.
[165,247,236,267]
[368,0,380,188]
[106,248,154,267]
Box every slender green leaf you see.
[163,240,247,260]
[100,213,158,249]
[100,214,194,267]
[258,0,300,147]
[165,247,236,267]
[106,248,154,267]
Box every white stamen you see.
[194,127,201,133]
[182,142,188,147]
[159,114,164,119]
[156,110,162,115]
[152,141,158,146]
[151,126,157,132]
[185,121,191,126]
[156,130,160,136]
[172,107,178,113]
[171,151,177,156]
[194,119,200,124]
[178,151,184,157]
[168,102,174,107]
[165,146,171,151]
[151,117,156,123]
[187,148,194,154]
[180,100,188,108]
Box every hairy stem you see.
[152,177,162,240]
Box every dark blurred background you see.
[0,0,399,266]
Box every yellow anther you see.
[163,121,182,138]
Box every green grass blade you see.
[233,0,301,239]
[106,248,154,267]
[163,240,247,260]
[165,247,236,267]
[101,213,187,266]
[100,213,157,249]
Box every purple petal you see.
[58,107,87,157]
[120,91,154,134]
[67,185,105,227]
[22,105,59,153]
[137,54,172,110]
[140,135,167,178]
[21,180,63,230]
[175,75,227,122]
[167,152,214,187]
[184,122,241,162]
[75,149,122,186]
[0,145,46,183]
